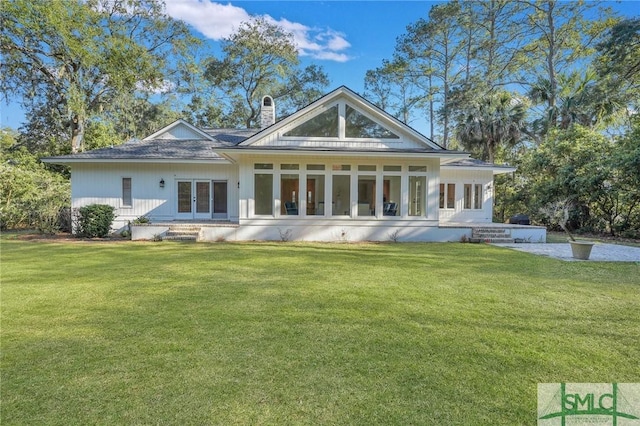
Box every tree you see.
[516,0,615,135]
[396,1,468,147]
[1,0,196,153]
[595,18,640,129]
[518,125,634,235]
[204,17,329,128]
[0,129,70,232]
[596,17,640,86]
[364,59,423,126]
[455,91,527,164]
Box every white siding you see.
[70,163,238,229]
[438,169,494,223]
[156,123,206,140]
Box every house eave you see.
[441,164,516,174]
[215,147,470,161]
[41,157,233,165]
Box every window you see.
[439,183,455,209]
[254,163,273,170]
[383,165,401,172]
[283,103,401,139]
[284,106,339,137]
[332,164,351,171]
[332,175,350,216]
[383,175,401,216]
[409,176,426,216]
[447,184,455,209]
[409,165,427,172]
[281,174,299,215]
[345,105,399,139]
[464,184,483,210]
[357,175,376,216]
[307,175,325,215]
[122,178,132,207]
[307,164,325,171]
[254,174,273,215]
[474,184,483,209]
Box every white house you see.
[44,86,545,242]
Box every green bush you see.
[77,204,115,238]
[0,145,70,233]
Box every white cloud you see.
[164,0,352,62]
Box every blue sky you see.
[1,0,638,134]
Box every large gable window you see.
[345,105,399,139]
[283,103,400,140]
[283,106,339,137]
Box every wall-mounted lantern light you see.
[160,178,165,188]
[237,181,240,189]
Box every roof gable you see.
[144,119,215,141]
[240,86,443,151]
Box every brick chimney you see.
[260,96,275,129]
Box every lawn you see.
[1,238,639,425]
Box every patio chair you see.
[285,201,298,215]
[384,202,398,216]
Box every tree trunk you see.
[71,114,85,154]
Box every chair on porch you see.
[383,202,398,216]
[285,201,298,215]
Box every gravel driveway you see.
[493,243,640,262]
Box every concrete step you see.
[164,226,201,241]
[163,235,198,241]
[471,232,511,238]
[472,228,510,234]
[469,237,515,244]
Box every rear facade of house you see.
[45,87,545,242]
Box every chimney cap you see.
[260,96,275,129]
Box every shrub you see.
[0,147,70,232]
[77,204,115,238]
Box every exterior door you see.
[212,181,228,219]
[176,180,211,219]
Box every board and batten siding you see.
[70,163,238,229]
[439,168,494,223]
[154,125,204,140]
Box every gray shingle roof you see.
[443,158,514,169]
[204,128,259,144]
[46,139,229,161]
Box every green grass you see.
[2,238,639,425]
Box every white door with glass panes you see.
[176,180,213,220]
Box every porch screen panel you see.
[409,176,426,216]
[384,176,401,216]
[254,174,273,215]
[178,181,192,213]
[332,175,350,216]
[357,175,376,216]
[307,175,325,215]
[281,174,299,215]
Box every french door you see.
[177,180,228,220]
[177,180,210,220]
